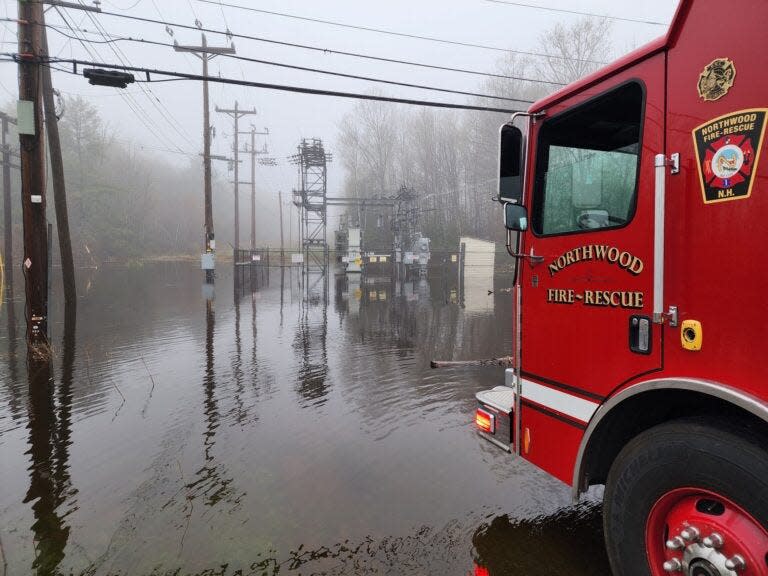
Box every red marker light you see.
[475,408,495,434]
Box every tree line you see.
[1,18,614,265]
[335,18,613,251]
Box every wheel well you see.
[579,388,768,490]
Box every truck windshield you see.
[532,81,644,236]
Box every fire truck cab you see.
[475,1,768,574]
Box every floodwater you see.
[0,263,609,576]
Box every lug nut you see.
[680,526,700,541]
[666,536,686,550]
[701,532,724,549]
[724,554,746,571]
[663,558,682,572]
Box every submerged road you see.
[0,262,609,575]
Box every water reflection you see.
[23,307,77,575]
[184,297,241,511]
[230,292,246,425]
[472,502,610,576]
[0,263,605,575]
[294,271,329,407]
[2,281,22,422]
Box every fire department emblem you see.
[693,109,767,204]
[697,58,736,101]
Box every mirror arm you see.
[505,230,544,264]
[505,228,517,258]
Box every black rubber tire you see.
[603,417,768,576]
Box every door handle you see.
[629,315,652,355]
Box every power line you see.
[56,9,568,85]
[195,0,608,64]
[40,23,535,103]
[104,0,145,9]
[53,7,192,155]
[33,56,526,114]
[73,0,198,149]
[88,4,592,72]
[52,7,192,156]
[49,3,195,154]
[481,0,668,26]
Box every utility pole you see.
[18,0,49,346]
[40,9,76,308]
[278,190,284,265]
[237,125,269,250]
[174,34,235,282]
[1,112,18,296]
[215,101,257,253]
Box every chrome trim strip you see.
[571,378,768,500]
[476,395,514,414]
[477,430,512,452]
[522,379,600,423]
[653,153,666,323]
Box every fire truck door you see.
[520,61,665,448]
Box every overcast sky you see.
[0,0,679,212]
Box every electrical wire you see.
[103,0,145,9]
[32,55,526,114]
[0,17,15,98]
[52,7,190,156]
[69,8,569,83]
[481,0,668,26]
[40,23,535,103]
[195,0,608,64]
[74,0,198,149]
[59,1,194,151]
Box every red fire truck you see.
[475,1,768,574]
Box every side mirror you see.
[499,124,524,203]
[504,203,528,231]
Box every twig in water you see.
[140,356,157,417]
[109,378,125,401]
[176,459,194,556]
[108,376,126,422]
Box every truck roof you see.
[528,0,691,113]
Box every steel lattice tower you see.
[291,138,332,297]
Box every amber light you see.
[475,408,495,434]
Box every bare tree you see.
[535,18,613,85]
[334,18,616,250]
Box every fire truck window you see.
[532,82,643,236]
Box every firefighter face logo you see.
[697,58,736,101]
[693,109,767,204]
[711,144,743,180]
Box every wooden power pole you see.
[237,125,269,250]
[279,190,284,265]
[216,102,257,253]
[17,0,49,345]
[40,10,76,308]
[1,112,18,296]
[174,34,235,281]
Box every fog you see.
[0,0,677,262]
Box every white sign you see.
[291,253,304,264]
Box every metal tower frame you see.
[290,138,332,277]
[391,185,419,259]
